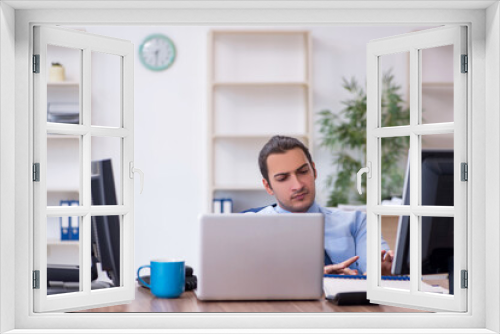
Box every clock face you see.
[139,34,176,71]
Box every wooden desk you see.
[81,216,428,313]
[80,284,426,313]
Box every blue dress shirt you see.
[256,201,390,274]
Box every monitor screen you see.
[91,159,121,287]
[392,150,454,276]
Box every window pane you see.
[420,138,454,207]
[421,132,454,150]
[47,216,81,295]
[46,45,81,124]
[47,134,81,201]
[420,216,453,295]
[91,215,122,290]
[381,137,409,204]
[91,137,122,206]
[380,215,410,291]
[91,52,121,127]
[421,45,454,124]
[379,52,410,127]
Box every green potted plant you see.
[318,71,410,207]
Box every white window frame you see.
[365,26,468,312]
[32,25,135,312]
[1,2,498,333]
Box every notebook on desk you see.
[195,213,325,301]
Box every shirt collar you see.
[274,201,320,214]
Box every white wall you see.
[0,2,16,333]
[486,3,500,332]
[74,25,425,272]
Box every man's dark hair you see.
[258,135,314,185]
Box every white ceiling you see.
[3,0,497,10]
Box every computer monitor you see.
[47,159,120,293]
[392,150,454,276]
[91,159,121,287]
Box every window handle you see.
[357,162,371,195]
[129,162,144,194]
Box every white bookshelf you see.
[46,79,81,258]
[48,81,79,87]
[207,30,313,213]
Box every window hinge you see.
[461,54,468,73]
[33,163,40,182]
[33,54,40,73]
[461,163,468,181]
[33,270,40,289]
[461,270,468,289]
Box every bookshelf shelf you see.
[47,81,79,87]
[207,30,312,213]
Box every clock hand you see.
[155,49,159,67]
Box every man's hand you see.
[324,256,359,275]
[381,250,394,276]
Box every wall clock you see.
[138,34,176,71]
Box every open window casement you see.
[365,26,467,312]
[33,26,136,312]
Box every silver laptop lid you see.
[196,213,324,301]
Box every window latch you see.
[357,162,372,195]
[129,162,144,194]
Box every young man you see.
[256,135,394,275]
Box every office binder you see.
[213,199,223,214]
[213,198,234,213]
[60,200,70,240]
[70,200,79,240]
[222,198,233,214]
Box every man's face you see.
[262,148,317,213]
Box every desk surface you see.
[80,284,426,313]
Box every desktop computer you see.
[391,150,455,293]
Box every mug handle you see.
[137,265,151,288]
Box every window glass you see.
[91,215,122,289]
[420,216,454,295]
[379,52,410,127]
[421,45,454,124]
[91,136,122,206]
[381,137,409,204]
[91,52,121,127]
[420,134,454,207]
[380,215,410,291]
[46,216,81,295]
[47,134,81,203]
[46,45,81,124]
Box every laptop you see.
[195,213,324,301]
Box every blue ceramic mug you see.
[137,259,185,298]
